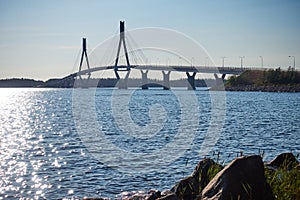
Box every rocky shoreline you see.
[85,153,299,200]
[210,84,300,92]
[224,84,300,92]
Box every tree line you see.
[264,67,300,84]
[227,67,300,86]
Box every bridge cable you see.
[99,29,121,79]
[97,29,119,67]
[106,29,120,66]
[73,48,82,75]
[129,32,148,64]
[126,36,139,65]
[126,32,139,65]
[126,32,148,65]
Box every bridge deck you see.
[73,65,258,77]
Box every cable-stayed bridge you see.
[62,21,267,90]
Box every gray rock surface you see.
[200,155,273,200]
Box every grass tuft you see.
[265,166,300,200]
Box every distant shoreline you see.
[1,74,300,92]
[0,78,215,88]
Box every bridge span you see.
[71,64,249,90]
[75,65,248,76]
[67,21,264,90]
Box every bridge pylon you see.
[77,38,91,88]
[114,21,131,89]
[186,72,197,90]
[162,71,171,90]
[141,70,149,90]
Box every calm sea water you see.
[0,88,299,199]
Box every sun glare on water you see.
[0,88,55,199]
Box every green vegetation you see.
[264,67,300,85]
[265,167,300,200]
[197,163,223,193]
[206,163,223,182]
[226,67,300,86]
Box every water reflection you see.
[0,89,68,199]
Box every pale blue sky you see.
[0,0,299,80]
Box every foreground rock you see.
[157,192,178,200]
[266,152,299,169]
[170,158,223,199]
[199,155,273,200]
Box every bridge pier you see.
[141,70,149,90]
[214,73,226,86]
[116,71,131,89]
[162,71,171,90]
[186,72,197,90]
[221,74,226,80]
